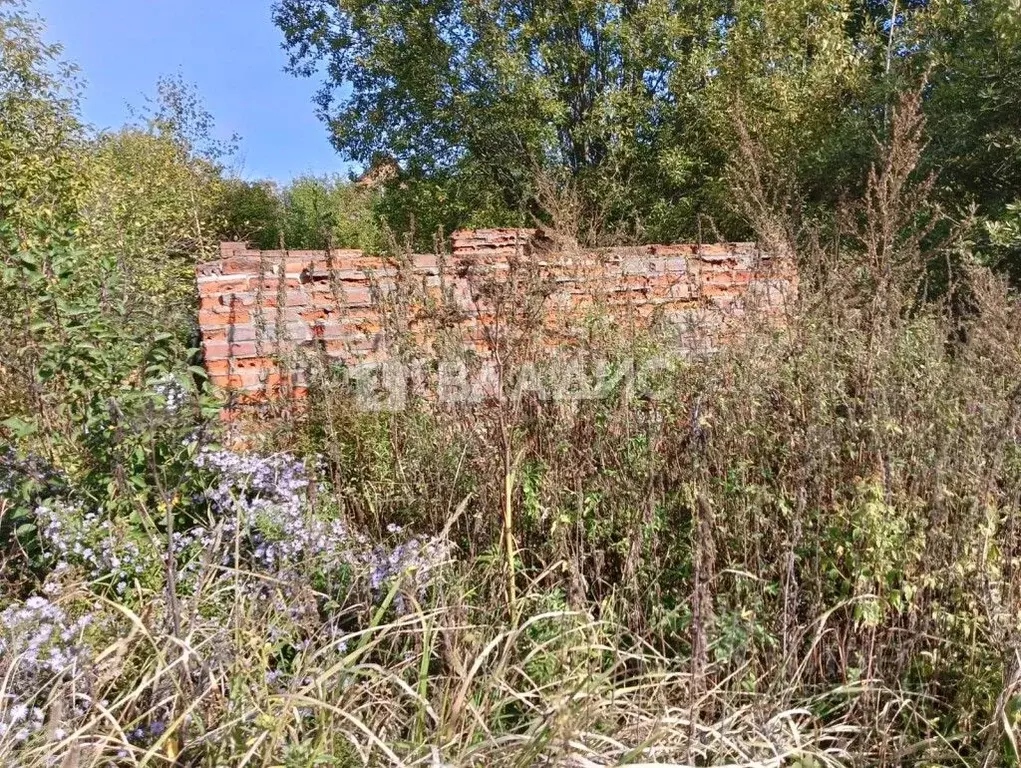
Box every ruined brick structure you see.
[195,229,796,399]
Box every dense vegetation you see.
[2,0,1021,766]
[273,0,1021,261]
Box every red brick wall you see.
[195,229,797,399]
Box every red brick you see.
[196,233,797,413]
[208,372,236,389]
[232,356,278,370]
[319,286,372,306]
[202,341,260,360]
[220,257,266,275]
[205,359,230,375]
[199,309,250,326]
[198,277,250,295]
[246,278,302,292]
[219,242,248,257]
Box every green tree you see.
[80,125,225,340]
[0,23,214,528]
[216,178,284,249]
[914,0,1021,277]
[704,0,878,203]
[213,175,378,252]
[273,0,728,243]
[273,0,1021,261]
[0,0,86,420]
[279,174,377,250]
[0,29,228,438]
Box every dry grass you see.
[4,89,1021,768]
[2,561,879,767]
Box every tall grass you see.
[3,92,1021,766]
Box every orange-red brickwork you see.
[195,229,797,398]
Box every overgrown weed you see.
[3,88,1021,768]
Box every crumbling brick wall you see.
[195,229,797,399]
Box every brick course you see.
[195,229,797,398]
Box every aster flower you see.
[0,596,93,751]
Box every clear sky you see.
[32,0,352,182]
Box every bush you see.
[3,11,1021,763]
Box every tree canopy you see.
[273,0,1021,263]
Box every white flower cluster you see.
[0,597,91,745]
[153,376,187,413]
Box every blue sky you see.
[33,0,352,182]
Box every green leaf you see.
[1,417,38,438]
